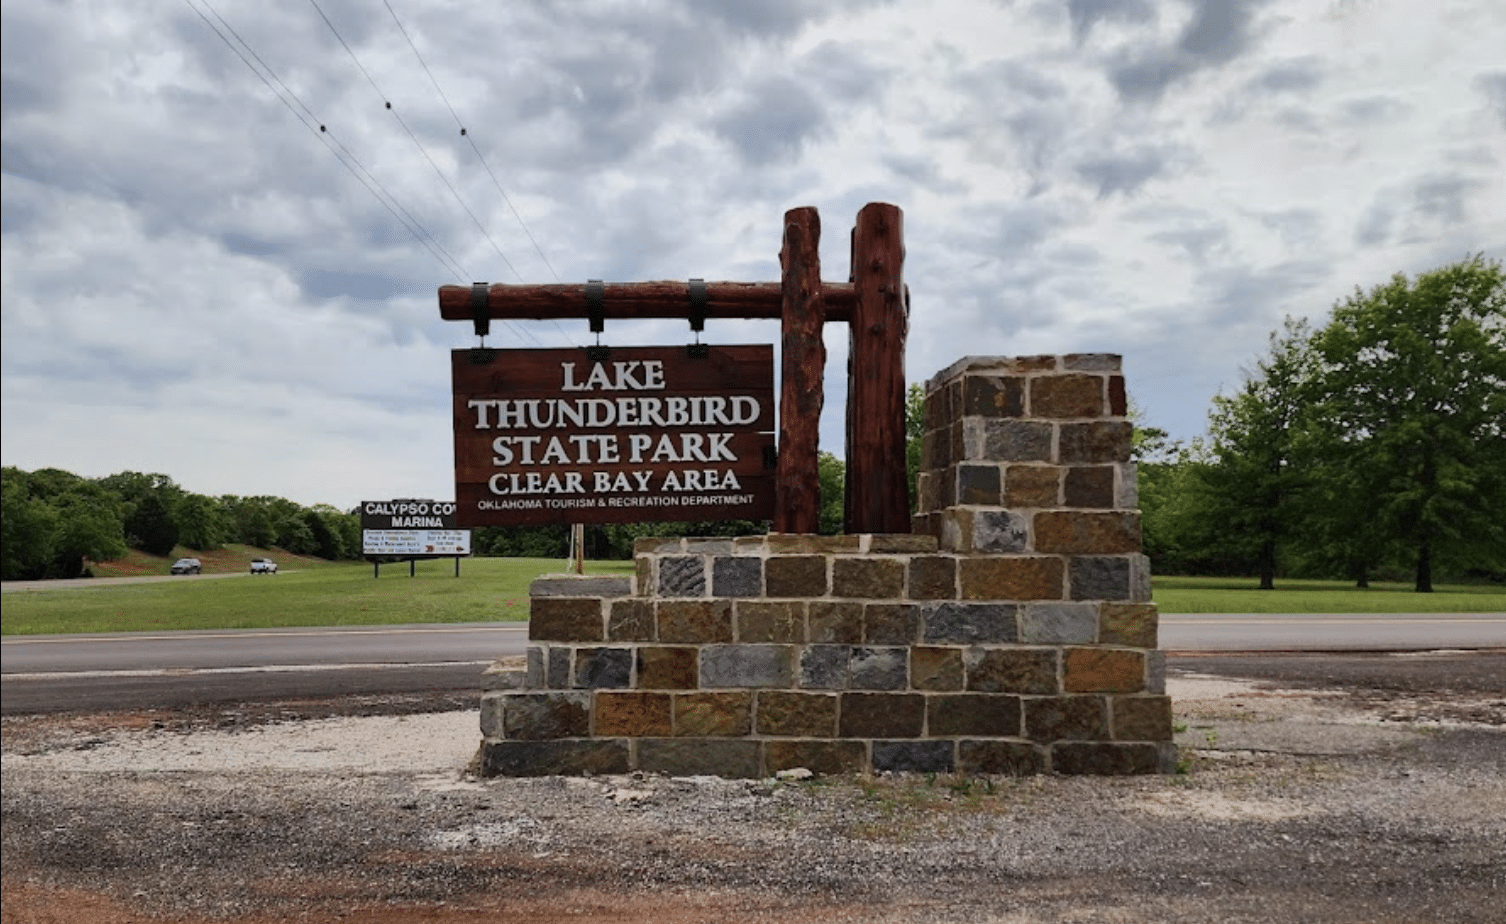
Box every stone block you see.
[1063,466,1115,509]
[638,739,762,778]
[1019,603,1099,644]
[766,535,861,554]
[1030,374,1104,418]
[733,536,770,553]
[956,464,1001,505]
[607,599,654,642]
[966,648,1059,694]
[765,556,829,597]
[1058,421,1133,463]
[684,539,734,554]
[848,647,908,690]
[736,601,806,643]
[1052,741,1166,775]
[657,555,707,597]
[958,557,1065,601]
[634,537,683,555]
[800,645,851,690]
[1004,465,1062,507]
[1107,375,1127,416]
[971,419,1054,462]
[873,740,954,773]
[1131,554,1153,603]
[573,648,632,689]
[476,739,629,777]
[840,693,925,738]
[673,692,753,736]
[971,510,1030,553]
[529,597,604,642]
[635,556,653,595]
[962,375,1025,418]
[1025,695,1109,742]
[594,692,672,736]
[712,556,763,597]
[700,645,796,688]
[864,603,920,645]
[1033,512,1141,555]
[807,601,864,643]
[911,647,965,691]
[636,646,698,689]
[868,534,939,553]
[530,575,632,598]
[907,556,957,600]
[656,600,732,643]
[765,740,867,776]
[1147,650,1166,695]
[957,740,1047,776]
[547,647,572,688]
[756,691,838,736]
[922,602,1019,644]
[1069,556,1131,602]
[917,469,941,512]
[832,557,905,598]
[1098,603,1158,648]
[526,646,545,687]
[1062,353,1121,372]
[1115,463,1139,508]
[502,692,591,740]
[1112,695,1173,741]
[1064,648,1145,693]
[479,691,505,738]
[927,694,1022,737]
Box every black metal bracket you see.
[470,282,490,340]
[584,344,611,363]
[468,348,497,365]
[686,278,708,358]
[586,279,605,335]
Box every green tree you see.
[2,467,58,580]
[48,483,128,577]
[130,492,180,556]
[175,493,230,551]
[905,383,924,514]
[818,451,845,535]
[1313,255,1506,592]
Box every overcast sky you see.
[3,0,1503,511]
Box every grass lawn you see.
[1153,575,1506,613]
[1,556,634,636]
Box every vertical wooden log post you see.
[775,207,826,534]
[845,202,911,533]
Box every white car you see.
[250,557,278,575]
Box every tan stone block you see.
[958,557,1065,601]
[656,600,733,643]
[1025,695,1109,742]
[756,691,838,737]
[633,537,682,555]
[907,555,957,600]
[867,534,938,553]
[529,597,604,642]
[765,740,867,775]
[1112,695,1173,741]
[594,692,672,736]
[1005,465,1062,507]
[1033,512,1141,554]
[765,556,829,597]
[766,535,862,554]
[839,693,925,738]
[1030,374,1104,418]
[737,601,805,643]
[966,648,1059,694]
[607,599,654,642]
[1064,647,1145,693]
[636,646,698,689]
[832,558,905,598]
[928,694,1022,737]
[807,601,864,643]
[673,691,753,737]
[635,556,653,595]
[911,647,966,691]
[1099,603,1158,648]
[1058,421,1133,463]
[1063,466,1116,509]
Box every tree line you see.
[1,468,361,580]
[1137,255,1504,592]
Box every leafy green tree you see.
[48,483,128,577]
[130,492,180,556]
[1313,255,1506,592]
[906,383,924,514]
[175,493,230,551]
[818,452,845,535]
[2,467,58,580]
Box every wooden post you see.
[775,207,825,534]
[845,203,910,534]
[573,523,585,575]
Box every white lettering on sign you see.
[466,396,760,430]
[560,360,667,392]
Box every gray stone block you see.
[971,419,1053,462]
[1131,554,1153,603]
[700,645,796,688]
[637,738,762,778]
[972,510,1029,553]
[848,647,908,691]
[547,647,572,688]
[712,556,763,597]
[502,692,591,740]
[873,740,955,773]
[573,648,632,689]
[658,556,707,597]
[1146,650,1166,695]
[526,646,545,687]
[922,602,1019,644]
[1070,557,1132,601]
[530,576,632,597]
[477,739,630,777]
[800,645,850,690]
[1020,603,1099,644]
[479,691,505,738]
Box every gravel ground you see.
[3,652,1503,924]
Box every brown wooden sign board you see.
[452,346,775,526]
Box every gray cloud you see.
[1247,56,1323,94]
[1066,0,1155,43]
[1475,71,1506,128]
[1109,0,1272,102]
[712,76,827,165]
[1075,145,1186,197]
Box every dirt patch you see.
[4,660,1504,924]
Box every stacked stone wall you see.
[475,354,1171,779]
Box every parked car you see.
[170,558,202,575]
[250,557,278,575]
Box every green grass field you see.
[3,549,1501,635]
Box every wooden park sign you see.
[453,346,775,526]
[439,202,910,534]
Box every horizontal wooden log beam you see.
[439,281,855,323]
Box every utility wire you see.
[183,0,470,284]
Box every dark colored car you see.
[170,558,202,575]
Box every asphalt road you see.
[3,614,1502,715]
